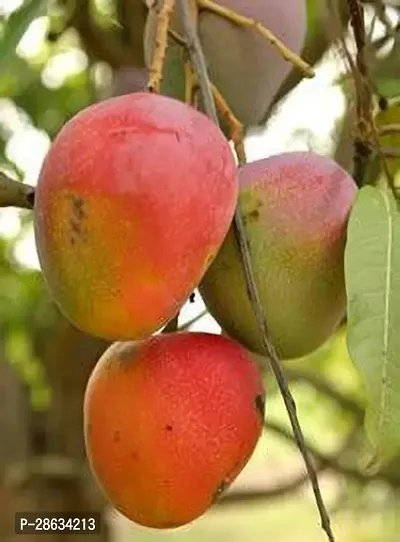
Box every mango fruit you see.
[200,151,358,360]
[144,0,307,128]
[34,92,238,341]
[198,0,307,126]
[84,332,265,528]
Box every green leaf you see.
[160,39,186,101]
[371,41,400,99]
[0,0,47,74]
[345,185,400,467]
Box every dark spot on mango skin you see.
[70,219,81,235]
[243,199,263,224]
[113,342,141,365]
[114,430,121,442]
[67,195,87,244]
[165,424,173,432]
[248,209,259,221]
[70,195,86,220]
[130,451,138,460]
[254,393,265,421]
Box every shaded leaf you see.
[371,39,400,100]
[345,185,400,467]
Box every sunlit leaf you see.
[345,185,400,467]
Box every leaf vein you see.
[377,191,393,444]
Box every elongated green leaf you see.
[345,185,400,467]
[0,0,47,73]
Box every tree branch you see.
[177,1,335,540]
[0,172,35,210]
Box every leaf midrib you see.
[378,190,393,444]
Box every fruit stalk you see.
[197,0,314,78]
[177,1,335,541]
[0,171,35,210]
[147,0,176,92]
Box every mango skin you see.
[34,92,238,341]
[199,152,358,360]
[83,332,265,528]
[198,0,307,126]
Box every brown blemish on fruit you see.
[254,393,265,421]
[70,195,86,220]
[114,430,121,442]
[70,219,81,235]
[113,342,140,365]
[67,195,87,244]
[165,424,173,432]
[248,208,260,221]
[243,198,263,224]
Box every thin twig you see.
[0,172,35,210]
[197,0,314,78]
[210,82,246,158]
[178,310,208,331]
[168,28,186,46]
[147,0,176,92]
[177,1,335,541]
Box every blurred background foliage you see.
[0,1,400,541]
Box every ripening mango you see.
[84,332,265,528]
[200,151,358,359]
[34,92,238,341]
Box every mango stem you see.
[196,0,314,78]
[147,0,176,93]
